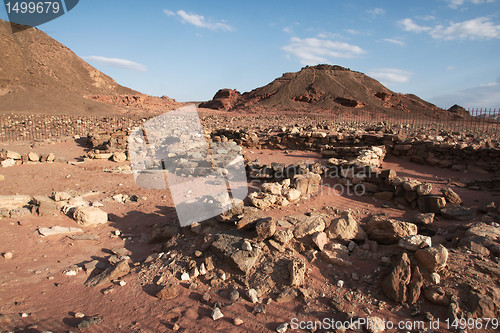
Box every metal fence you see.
[0,108,499,143]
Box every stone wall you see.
[84,125,500,176]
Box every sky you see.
[1,0,500,108]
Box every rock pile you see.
[0,149,59,167]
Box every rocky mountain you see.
[200,64,448,117]
[0,19,179,114]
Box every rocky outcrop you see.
[199,89,241,110]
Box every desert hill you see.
[200,64,447,117]
[0,19,179,114]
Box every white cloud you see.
[84,56,147,72]
[164,9,234,31]
[430,82,500,108]
[430,17,500,40]
[368,68,413,84]
[399,18,432,33]
[445,0,495,9]
[383,38,406,46]
[282,37,366,65]
[283,27,292,33]
[400,16,500,40]
[346,29,371,36]
[367,8,385,17]
[446,65,456,71]
[163,9,175,16]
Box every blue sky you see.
[2,0,500,108]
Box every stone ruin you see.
[3,120,498,328]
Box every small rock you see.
[398,234,432,251]
[247,288,259,303]
[211,308,224,321]
[234,317,243,326]
[27,152,40,162]
[156,284,179,300]
[441,187,463,205]
[181,272,190,281]
[74,312,85,318]
[288,258,306,287]
[1,159,16,167]
[253,304,266,314]
[337,280,344,288]
[53,191,72,202]
[256,217,277,240]
[416,183,432,196]
[199,263,207,275]
[276,322,288,333]
[76,316,103,329]
[112,152,127,162]
[312,232,328,251]
[190,267,199,279]
[430,273,441,284]
[38,226,83,237]
[424,286,450,306]
[273,228,294,244]
[242,240,253,251]
[118,280,126,286]
[366,316,385,333]
[2,252,13,260]
[413,212,435,225]
[440,204,474,221]
[229,288,239,302]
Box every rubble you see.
[84,260,130,287]
[211,231,261,274]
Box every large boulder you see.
[465,223,500,241]
[288,258,306,287]
[255,217,276,240]
[440,204,474,221]
[417,195,446,213]
[293,214,327,238]
[441,187,462,205]
[211,231,260,274]
[73,206,108,226]
[381,253,411,303]
[33,195,59,216]
[366,216,418,244]
[293,172,321,196]
[415,244,448,272]
[326,211,366,241]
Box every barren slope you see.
[201,65,446,117]
[0,19,180,115]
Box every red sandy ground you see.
[0,140,497,332]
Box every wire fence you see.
[322,108,500,138]
[0,108,499,143]
[0,114,145,142]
